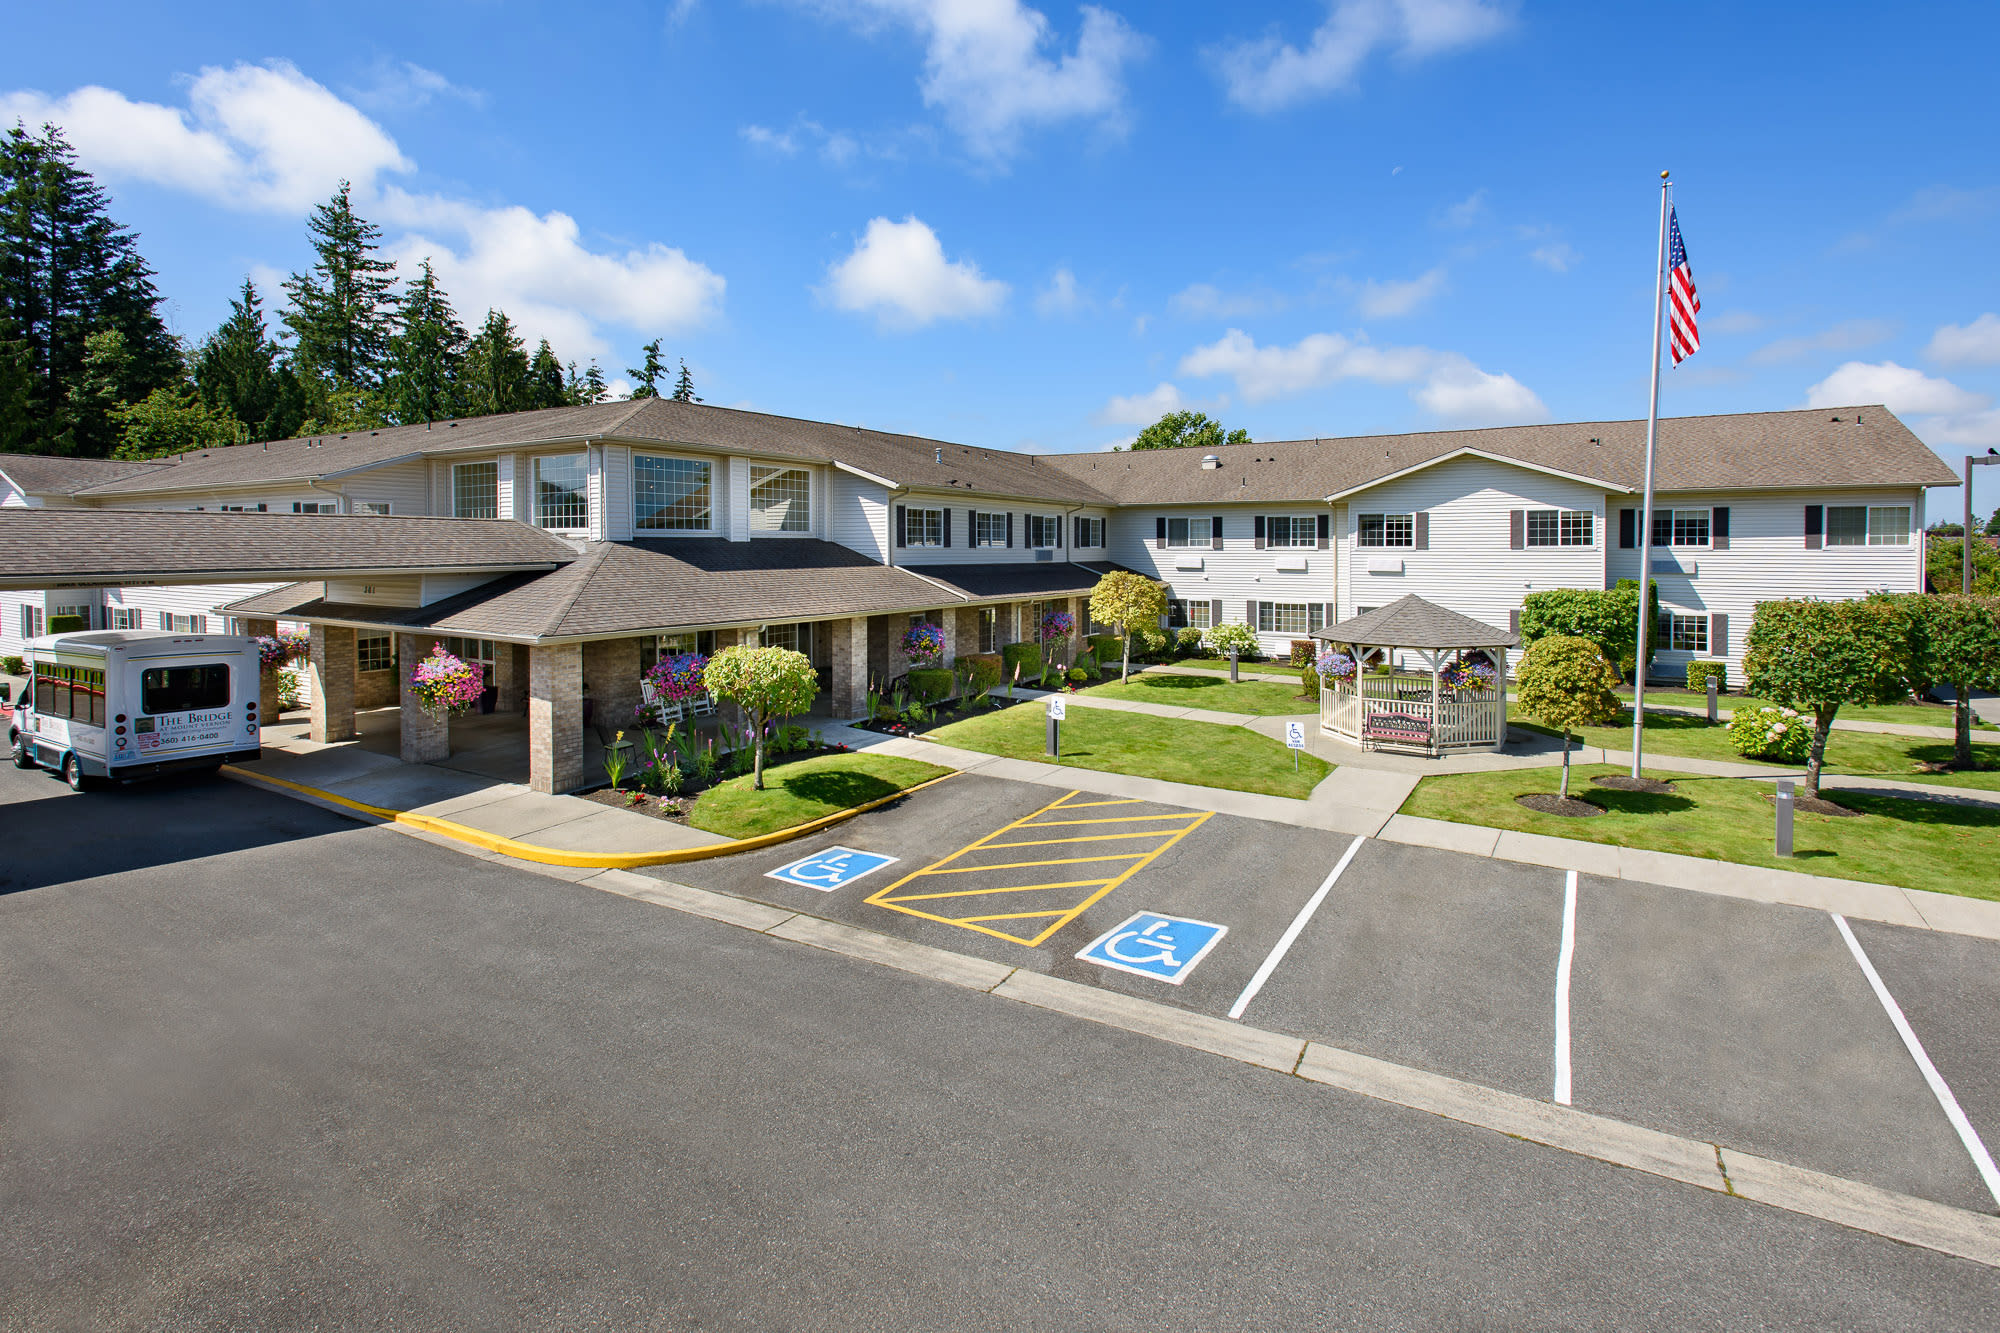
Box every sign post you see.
[1047,694,1065,757]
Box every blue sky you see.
[6,1,1999,516]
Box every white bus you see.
[7,631,263,791]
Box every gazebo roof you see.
[1309,594,1518,650]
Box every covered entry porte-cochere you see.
[1311,595,1514,757]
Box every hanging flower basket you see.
[410,642,485,720]
[1441,654,1499,694]
[255,628,312,674]
[1038,610,1075,645]
[901,623,944,667]
[1316,649,1357,683]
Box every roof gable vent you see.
[1199,454,1222,470]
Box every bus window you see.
[142,664,231,715]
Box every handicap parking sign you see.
[766,845,898,892]
[1285,720,1306,749]
[1076,912,1228,985]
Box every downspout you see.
[308,476,346,513]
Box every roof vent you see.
[1200,454,1222,470]
[935,448,943,463]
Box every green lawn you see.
[928,701,1330,799]
[1082,671,1316,716]
[1156,657,1290,674]
[1402,763,2000,902]
[1516,711,2000,790]
[690,752,953,838]
[1617,689,1992,731]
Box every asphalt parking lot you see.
[659,771,2000,1216]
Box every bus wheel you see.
[11,735,33,769]
[62,753,89,792]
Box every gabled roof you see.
[1038,406,1957,504]
[1309,594,1517,649]
[0,453,172,496]
[1321,447,1637,502]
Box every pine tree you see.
[577,361,609,406]
[671,358,701,403]
[626,338,667,398]
[281,182,399,389]
[193,278,303,441]
[0,122,178,455]
[461,308,528,417]
[383,259,468,425]
[527,338,566,410]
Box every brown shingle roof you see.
[0,453,172,495]
[1309,594,1517,649]
[1038,406,1957,504]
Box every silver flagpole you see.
[1631,171,1671,779]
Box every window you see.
[1074,516,1104,548]
[1667,613,1708,653]
[1827,505,1911,547]
[760,623,810,654]
[356,634,394,673]
[1165,516,1208,548]
[1526,509,1594,547]
[640,631,717,672]
[977,608,997,653]
[141,664,230,715]
[453,461,500,520]
[53,604,92,628]
[1265,516,1315,548]
[437,637,495,667]
[1358,513,1414,548]
[352,501,391,516]
[292,501,337,515]
[19,606,43,640]
[534,455,588,529]
[634,455,712,531]
[109,607,140,630]
[219,503,266,513]
[973,511,1008,547]
[1256,602,1312,635]
[749,465,811,532]
[1650,509,1710,547]
[1026,514,1059,548]
[906,506,944,548]
[160,613,207,633]
[33,664,106,726]
[1167,600,1214,630]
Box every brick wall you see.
[396,631,449,763]
[528,643,583,794]
[308,624,356,743]
[582,637,642,735]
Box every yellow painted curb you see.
[220,764,959,869]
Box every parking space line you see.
[983,831,1182,850]
[1227,835,1364,1021]
[1015,813,1209,828]
[1046,798,1147,809]
[1554,870,1578,1106]
[916,853,1149,875]
[893,878,1123,902]
[1832,913,2000,1208]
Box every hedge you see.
[1000,641,1044,681]
[955,653,1003,697]
[1087,633,1123,662]
[906,668,955,702]
[1685,660,1728,692]
[47,614,87,634]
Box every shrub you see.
[955,653,1003,702]
[1519,583,1657,683]
[1001,641,1043,681]
[277,670,303,710]
[1175,627,1205,656]
[1205,622,1259,658]
[1134,626,1168,659]
[1067,667,1088,685]
[1516,636,1623,800]
[1289,640,1317,668]
[47,614,87,634]
[1728,705,1812,763]
[1,655,23,675]
[906,667,954,703]
[1299,664,1319,698]
[1088,633,1124,662]
[1686,660,1728,692]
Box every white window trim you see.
[973,512,1007,548]
[1265,515,1315,548]
[1357,513,1414,549]
[532,453,590,531]
[1165,516,1208,549]
[453,460,501,521]
[907,506,945,548]
[748,464,813,535]
[632,452,715,534]
[1025,513,1059,549]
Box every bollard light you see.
[1775,778,1794,857]
[1229,649,1240,684]
[1707,675,1719,725]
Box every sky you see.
[5,1,1999,519]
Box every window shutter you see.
[1620,508,1637,549]
[1209,598,1222,626]
[1211,515,1223,550]
[895,505,906,548]
[1323,602,1336,629]
[1509,509,1525,550]
[1710,612,1728,657]
[1246,600,1258,629]
[943,508,952,548]
[1710,506,1728,551]
[1254,516,1267,549]
[1155,516,1166,550]
[1317,513,1330,549]
[1006,512,1015,547]
[1415,512,1430,551]
[1509,609,1520,636]
[1072,516,1081,548]
[1057,515,1064,548]
[1804,504,1823,550]
[1308,603,1323,631]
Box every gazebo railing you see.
[1320,681,1505,753]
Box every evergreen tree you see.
[0,122,178,455]
[281,182,399,389]
[671,357,701,403]
[298,383,393,435]
[626,338,666,398]
[461,308,529,417]
[193,278,303,441]
[527,338,566,410]
[577,361,609,406]
[383,259,468,425]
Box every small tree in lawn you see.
[702,646,818,790]
[1904,593,2000,770]
[1743,596,1916,799]
[1088,571,1167,684]
[1515,636,1622,801]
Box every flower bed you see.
[586,726,854,822]
[583,736,854,822]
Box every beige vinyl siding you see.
[336,458,428,515]
[827,470,887,561]
[1105,503,1338,650]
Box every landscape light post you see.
[1965,451,2000,596]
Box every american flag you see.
[1668,207,1699,363]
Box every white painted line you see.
[1227,835,1365,1020]
[1831,912,2000,1209]
[1553,870,1578,1106]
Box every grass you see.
[1402,763,2000,902]
[928,700,1331,799]
[689,752,952,839]
[1617,688,1993,731]
[1515,710,2000,790]
[1158,657,1290,673]
[1082,670,1316,716]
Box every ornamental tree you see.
[1088,571,1167,683]
[1904,593,2000,769]
[1519,581,1657,682]
[702,645,819,789]
[1743,596,1916,798]
[1515,636,1622,801]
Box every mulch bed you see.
[1591,774,1678,795]
[858,696,1034,738]
[1765,791,1865,818]
[578,742,852,823]
[1515,793,1605,818]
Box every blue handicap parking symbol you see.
[1076,912,1228,985]
[766,845,899,892]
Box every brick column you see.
[938,607,959,668]
[1071,595,1090,663]
[826,617,869,719]
[495,643,527,714]
[397,632,450,763]
[308,624,356,743]
[582,638,642,732]
[241,617,282,719]
[529,644,584,794]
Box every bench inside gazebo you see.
[1310,595,1516,757]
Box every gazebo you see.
[1310,594,1516,757]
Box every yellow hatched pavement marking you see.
[865,790,1212,947]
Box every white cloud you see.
[1354,266,1445,318]
[346,60,484,112]
[1927,313,2000,366]
[1096,382,1185,425]
[741,123,800,154]
[1804,361,1985,416]
[1213,0,1511,112]
[1171,282,1286,319]
[1178,327,1545,425]
[1442,188,1486,228]
[1530,242,1577,273]
[740,116,871,165]
[2,60,410,213]
[808,0,1145,159]
[823,215,1008,328]
[1746,318,1894,366]
[1036,267,1086,316]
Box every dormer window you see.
[750,466,810,533]
[534,454,588,530]
[635,455,712,531]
